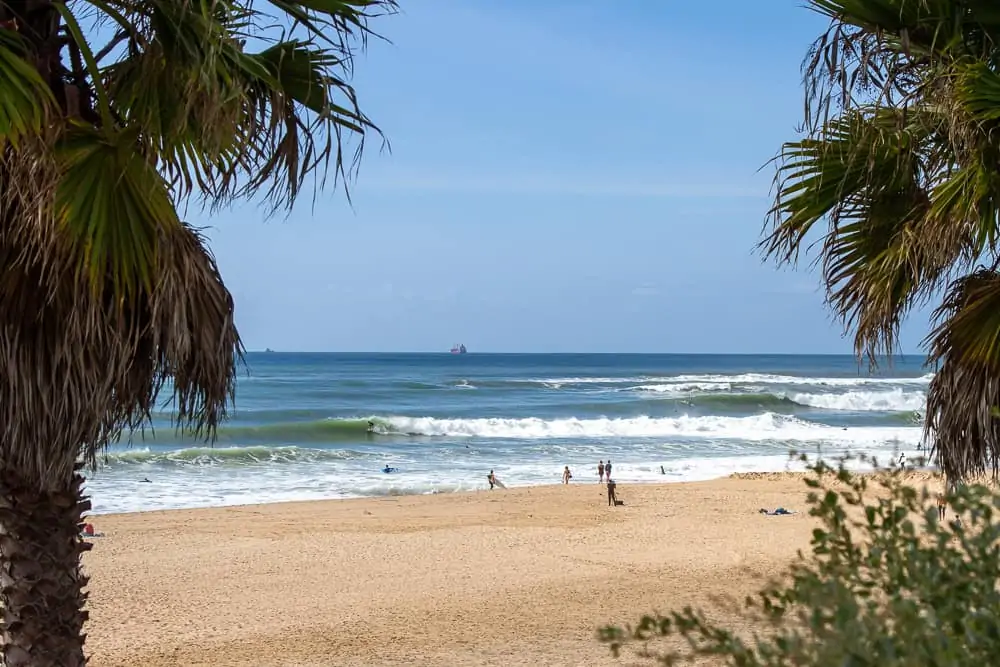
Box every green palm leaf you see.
[0,28,53,146]
[54,125,181,297]
[763,107,969,360]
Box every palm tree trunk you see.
[0,467,91,667]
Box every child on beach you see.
[563,466,572,484]
[597,460,605,483]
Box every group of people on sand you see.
[597,460,619,506]
[560,460,625,506]
[489,461,619,506]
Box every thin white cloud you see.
[356,170,766,198]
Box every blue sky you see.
[200,0,932,354]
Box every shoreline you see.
[87,465,944,519]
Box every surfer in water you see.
[383,465,398,474]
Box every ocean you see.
[86,353,933,514]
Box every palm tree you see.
[0,1,395,664]
[761,0,1000,483]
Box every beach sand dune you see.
[84,477,830,666]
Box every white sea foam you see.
[85,446,922,514]
[537,373,933,389]
[539,376,644,386]
[622,384,925,412]
[791,389,926,412]
[670,373,933,387]
[379,413,921,445]
[628,382,732,394]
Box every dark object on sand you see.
[759,507,794,516]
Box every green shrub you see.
[599,456,1000,666]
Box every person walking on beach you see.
[563,466,572,484]
[607,478,617,506]
[598,460,605,483]
[605,460,612,480]
[488,470,496,490]
[936,492,947,520]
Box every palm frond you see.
[98,0,394,212]
[0,211,240,486]
[133,222,243,440]
[799,0,1000,133]
[762,107,973,361]
[925,270,1000,481]
[0,27,54,147]
[234,39,376,209]
[0,0,393,492]
[267,0,397,52]
[54,125,181,299]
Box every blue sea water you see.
[85,353,933,513]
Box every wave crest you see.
[103,445,371,466]
[377,413,919,444]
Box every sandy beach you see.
[82,473,910,666]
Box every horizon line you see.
[244,350,929,358]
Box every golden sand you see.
[81,474,916,666]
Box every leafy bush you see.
[599,456,1000,666]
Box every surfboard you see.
[494,478,507,489]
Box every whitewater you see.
[86,352,933,513]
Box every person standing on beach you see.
[607,478,617,506]
[598,460,605,483]
[936,492,947,520]
[563,466,572,484]
[605,460,612,480]
[488,470,496,490]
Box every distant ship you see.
[264,348,275,353]
[450,343,467,354]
